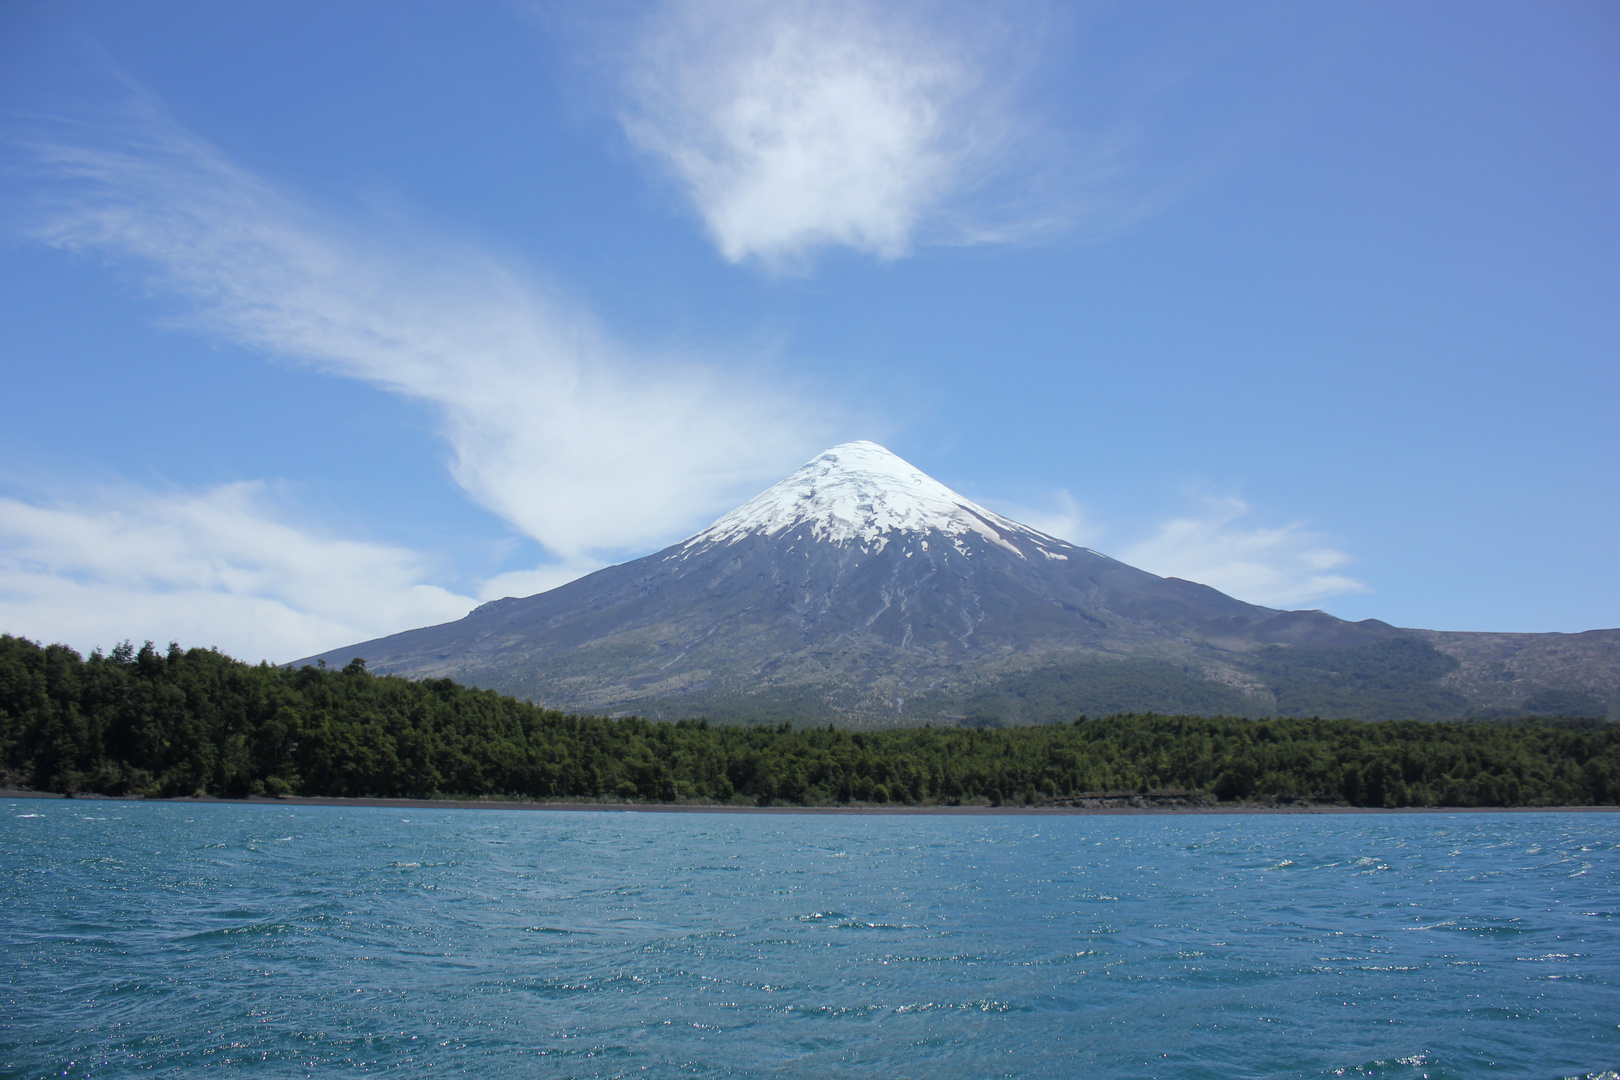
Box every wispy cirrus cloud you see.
[612,0,1120,268]
[0,483,476,662]
[21,103,836,563]
[981,488,1096,547]
[1122,496,1368,610]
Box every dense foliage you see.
[2,635,1615,808]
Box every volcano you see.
[301,442,1618,724]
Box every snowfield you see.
[684,441,1060,558]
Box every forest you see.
[1,634,1615,808]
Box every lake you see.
[2,801,1616,1078]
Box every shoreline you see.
[3,788,1616,816]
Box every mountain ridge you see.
[300,442,1617,724]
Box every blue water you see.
[2,802,1616,1079]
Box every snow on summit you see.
[687,441,1050,554]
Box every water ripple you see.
[2,802,1616,1079]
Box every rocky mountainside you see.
[300,442,1618,724]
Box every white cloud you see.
[0,483,476,663]
[1122,497,1368,610]
[617,0,1038,266]
[606,0,1313,269]
[474,560,608,603]
[982,488,1095,547]
[22,106,835,564]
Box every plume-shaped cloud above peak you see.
[21,107,837,561]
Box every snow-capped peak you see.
[685,441,1043,555]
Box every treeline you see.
[2,634,1616,808]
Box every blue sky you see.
[1,0,1615,662]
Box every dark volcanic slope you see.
[1418,628,1620,720]
[300,443,1458,722]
